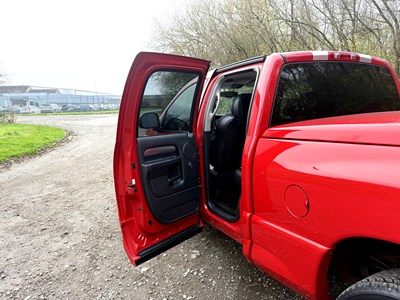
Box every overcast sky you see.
[1,0,190,94]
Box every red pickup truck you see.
[114,51,400,299]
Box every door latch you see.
[127,179,137,192]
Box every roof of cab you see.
[280,50,388,66]
[213,50,388,74]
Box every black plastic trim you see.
[215,56,266,74]
[280,53,287,63]
[136,224,202,266]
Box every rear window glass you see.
[271,62,400,126]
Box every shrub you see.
[0,113,16,124]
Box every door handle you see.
[168,175,182,186]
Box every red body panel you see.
[246,52,400,299]
[240,54,285,261]
[266,112,400,146]
[251,134,400,298]
[115,50,400,299]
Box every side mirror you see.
[139,112,160,130]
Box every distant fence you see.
[0,93,121,107]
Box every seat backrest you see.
[210,93,252,172]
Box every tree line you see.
[153,0,400,76]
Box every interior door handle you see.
[168,175,182,186]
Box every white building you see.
[0,85,121,107]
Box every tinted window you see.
[139,71,199,136]
[162,83,196,129]
[271,62,400,126]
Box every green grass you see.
[0,124,65,162]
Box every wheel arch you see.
[327,237,400,298]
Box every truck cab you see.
[20,100,40,114]
[114,51,400,299]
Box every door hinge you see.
[198,177,202,187]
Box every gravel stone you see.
[0,114,304,300]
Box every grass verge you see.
[0,124,65,163]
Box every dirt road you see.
[0,114,302,300]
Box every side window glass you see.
[215,95,232,115]
[163,83,196,130]
[138,71,199,137]
[271,62,400,126]
[215,86,255,116]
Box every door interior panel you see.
[137,133,199,224]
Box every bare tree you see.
[369,0,400,74]
[152,0,400,76]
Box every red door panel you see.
[114,52,210,265]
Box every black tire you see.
[337,269,400,300]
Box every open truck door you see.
[114,52,210,265]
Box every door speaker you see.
[182,142,196,160]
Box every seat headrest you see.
[231,93,252,120]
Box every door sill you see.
[136,224,202,265]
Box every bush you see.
[0,113,16,124]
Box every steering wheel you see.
[164,117,189,131]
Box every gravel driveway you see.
[0,114,303,300]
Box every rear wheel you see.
[337,269,400,299]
